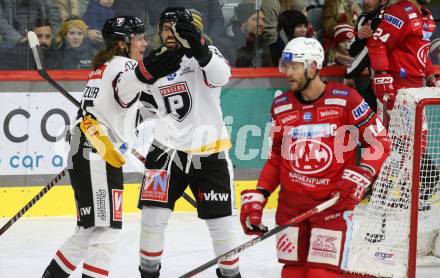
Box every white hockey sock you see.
[139,206,171,272]
[205,215,240,274]
[53,226,89,275]
[82,227,119,278]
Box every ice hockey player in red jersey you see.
[368,0,440,261]
[240,37,391,278]
[368,0,439,117]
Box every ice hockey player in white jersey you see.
[137,7,241,278]
[42,16,181,278]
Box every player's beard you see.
[290,76,307,92]
[163,35,180,52]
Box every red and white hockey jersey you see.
[258,82,390,206]
[367,0,436,87]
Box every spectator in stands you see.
[0,0,61,47]
[83,0,116,47]
[321,0,360,65]
[279,10,309,41]
[232,2,272,67]
[345,0,391,112]
[261,0,306,64]
[271,9,313,64]
[262,0,282,64]
[0,18,63,70]
[293,3,316,39]
[262,0,303,46]
[327,22,355,66]
[57,16,95,69]
[54,0,80,22]
[305,0,324,40]
[79,0,89,16]
[113,0,154,38]
[270,0,307,12]
[145,1,225,40]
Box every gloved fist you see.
[173,21,211,64]
[135,47,182,84]
[372,73,396,109]
[331,166,373,211]
[240,189,268,236]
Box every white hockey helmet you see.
[279,37,324,73]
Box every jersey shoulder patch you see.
[272,92,293,115]
[325,82,354,98]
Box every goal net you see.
[344,88,440,278]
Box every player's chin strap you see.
[296,68,320,95]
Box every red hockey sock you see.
[307,267,341,278]
[281,265,307,278]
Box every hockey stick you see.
[29,32,197,205]
[0,169,67,236]
[365,150,414,243]
[382,93,390,129]
[179,193,340,278]
[364,93,392,243]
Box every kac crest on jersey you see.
[159,81,192,121]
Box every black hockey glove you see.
[173,21,212,66]
[135,47,182,84]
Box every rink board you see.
[0,181,280,217]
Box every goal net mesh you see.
[343,88,440,278]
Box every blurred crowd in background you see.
[0,0,439,70]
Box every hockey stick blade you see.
[179,193,339,278]
[27,33,197,208]
[0,168,68,236]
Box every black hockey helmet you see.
[159,7,193,30]
[102,16,145,48]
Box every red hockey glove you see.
[240,189,269,236]
[372,73,396,109]
[331,166,373,211]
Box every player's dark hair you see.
[92,44,127,69]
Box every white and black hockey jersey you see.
[79,56,146,152]
[140,46,232,154]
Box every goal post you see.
[344,88,440,278]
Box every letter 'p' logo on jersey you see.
[112,189,123,221]
[159,82,192,121]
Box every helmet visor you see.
[279,52,297,73]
